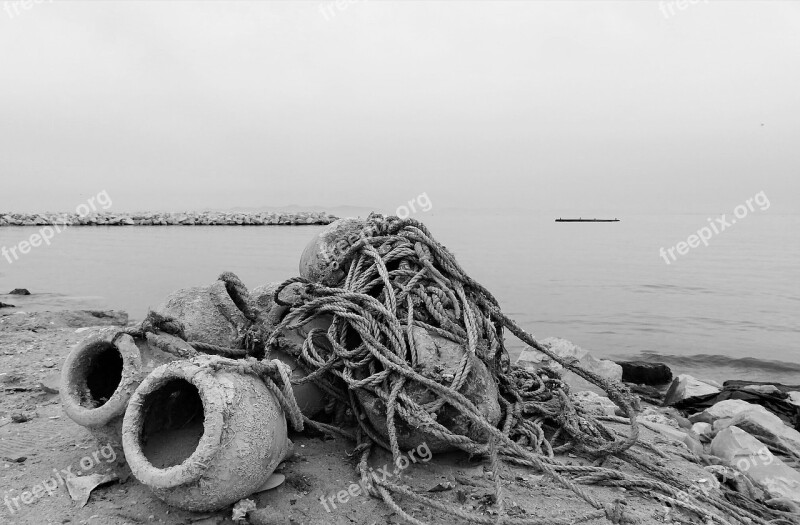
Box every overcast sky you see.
[1,1,798,214]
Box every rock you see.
[662,374,720,407]
[627,383,664,404]
[710,426,800,504]
[617,361,672,385]
[0,302,15,308]
[11,412,33,423]
[788,392,800,407]
[689,399,758,425]
[59,310,129,328]
[716,406,800,458]
[573,391,618,416]
[8,288,30,295]
[0,372,22,384]
[38,372,60,394]
[692,422,713,441]
[516,338,622,395]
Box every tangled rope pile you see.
[261,214,797,525]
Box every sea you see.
[1,210,798,385]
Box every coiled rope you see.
[263,214,795,525]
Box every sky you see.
[1,0,798,215]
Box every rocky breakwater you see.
[0,211,338,226]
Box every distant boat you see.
[555,217,620,222]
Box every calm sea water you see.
[1,211,798,384]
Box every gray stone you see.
[38,372,60,394]
[710,426,800,504]
[662,374,720,407]
[573,391,618,416]
[689,399,758,425]
[716,406,800,458]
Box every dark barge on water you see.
[555,218,620,222]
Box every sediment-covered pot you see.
[358,326,502,453]
[121,357,289,511]
[60,328,190,451]
[299,217,367,286]
[252,281,328,417]
[155,279,250,348]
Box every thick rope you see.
[264,214,794,525]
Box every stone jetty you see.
[0,211,337,226]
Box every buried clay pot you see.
[155,279,250,348]
[252,281,328,418]
[358,326,502,453]
[299,217,368,286]
[121,357,290,511]
[60,328,191,451]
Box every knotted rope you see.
[264,214,794,525]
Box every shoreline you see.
[2,309,784,525]
[0,211,338,227]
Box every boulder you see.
[662,374,720,407]
[0,302,15,309]
[573,391,618,416]
[710,426,800,504]
[617,361,672,386]
[716,406,800,458]
[9,288,30,295]
[689,399,759,425]
[516,338,622,395]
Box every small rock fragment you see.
[66,473,119,507]
[38,372,61,394]
[231,498,256,522]
[428,481,456,492]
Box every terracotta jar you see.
[155,279,250,349]
[121,357,290,511]
[60,328,189,451]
